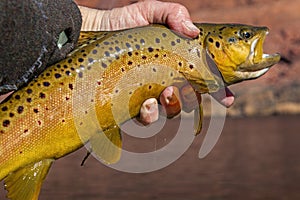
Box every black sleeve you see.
[0,0,82,94]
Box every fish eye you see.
[240,29,253,39]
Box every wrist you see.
[78,6,106,31]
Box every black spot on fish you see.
[69,84,73,90]
[170,72,174,77]
[211,53,215,59]
[128,35,133,39]
[27,98,32,103]
[128,61,133,65]
[104,41,110,45]
[171,41,176,46]
[46,73,51,76]
[26,89,33,94]
[68,59,72,63]
[154,54,159,58]
[66,97,70,101]
[115,46,121,52]
[3,120,10,127]
[115,89,119,94]
[176,39,181,43]
[17,106,24,114]
[15,95,20,100]
[178,62,182,67]
[78,72,83,78]
[1,106,8,112]
[148,85,152,90]
[38,120,42,126]
[43,82,50,87]
[39,92,46,99]
[57,64,61,68]
[153,68,157,72]
[88,58,94,63]
[126,43,131,48]
[66,71,71,76]
[219,35,223,39]
[148,47,154,52]
[155,38,161,43]
[216,41,220,48]
[92,49,98,54]
[128,52,133,56]
[104,51,110,56]
[9,113,14,117]
[219,26,226,31]
[121,68,125,72]
[208,38,214,43]
[55,73,62,79]
[189,64,194,69]
[140,39,145,44]
[101,62,107,68]
[142,55,147,60]
[24,129,28,133]
[135,44,140,50]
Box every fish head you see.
[201,24,280,85]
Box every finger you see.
[180,84,201,112]
[138,98,159,125]
[141,0,200,38]
[210,87,235,108]
[159,86,182,118]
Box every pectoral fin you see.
[90,126,122,165]
[4,159,54,200]
[194,104,203,135]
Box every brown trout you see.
[0,23,280,199]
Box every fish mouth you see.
[236,30,281,80]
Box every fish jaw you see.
[201,24,281,85]
[235,29,281,81]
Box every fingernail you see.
[183,20,199,32]
[139,98,159,125]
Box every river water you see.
[1,115,300,200]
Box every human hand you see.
[77,0,200,38]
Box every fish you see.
[0,23,280,200]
